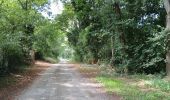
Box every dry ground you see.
[14,62,120,100]
[0,61,52,100]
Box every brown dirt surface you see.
[15,62,121,100]
[0,61,52,100]
[77,66,100,78]
[77,64,121,100]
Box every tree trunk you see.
[110,36,114,66]
[166,14,170,76]
[164,0,170,76]
[114,0,126,63]
[166,51,170,76]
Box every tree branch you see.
[25,0,28,10]
[17,0,25,9]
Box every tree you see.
[0,0,55,74]
[164,0,170,76]
[65,0,167,74]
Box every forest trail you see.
[15,61,120,100]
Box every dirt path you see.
[15,62,120,100]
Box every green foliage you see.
[0,34,24,74]
[0,0,61,75]
[96,68,170,100]
[96,76,170,100]
[152,79,170,92]
[65,0,167,74]
[0,0,168,75]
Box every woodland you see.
[0,0,170,76]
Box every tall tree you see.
[164,0,170,76]
[65,0,166,74]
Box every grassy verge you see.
[78,65,170,100]
[96,76,170,100]
[98,67,170,100]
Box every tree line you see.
[0,0,64,75]
[1,0,170,76]
[64,0,170,75]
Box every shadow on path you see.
[15,62,120,100]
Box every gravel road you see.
[15,62,120,100]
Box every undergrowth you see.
[95,66,170,100]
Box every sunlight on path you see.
[15,62,119,100]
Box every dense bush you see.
[0,34,24,74]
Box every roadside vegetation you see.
[78,65,170,100]
[98,67,170,100]
[0,0,67,76]
[0,0,66,98]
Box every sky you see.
[41,0,64,19]
[50,0,63,15]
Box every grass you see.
[96,76,123,93]
[79,66,170,100]
[150,79,170,92]
[96,75,170,100]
